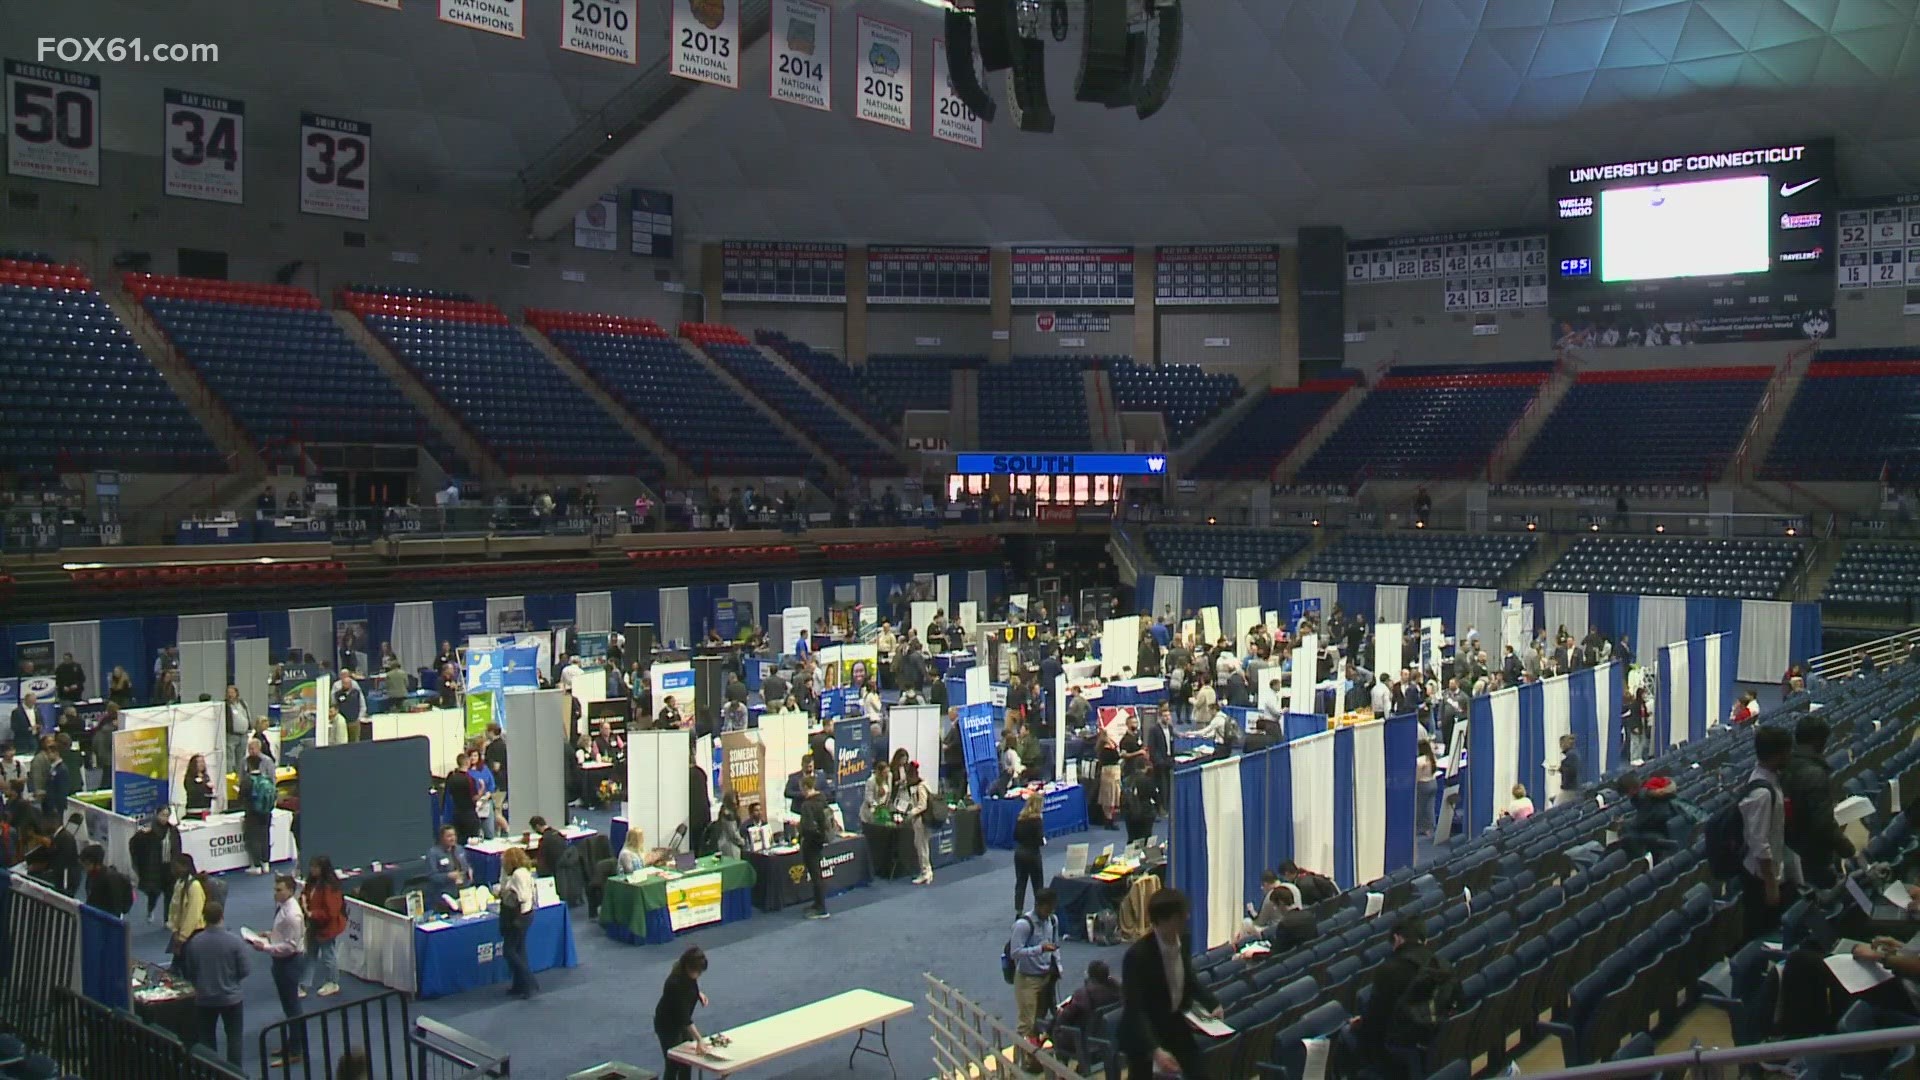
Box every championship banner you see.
[163,89,244,204]
[721,241,847,302]
[112,726,170,819]
[299,112,371,220]
[867,245,991,304]
[1010,246,1135,306]
[666,872,724,930]
[573,192,619,251]
[439,0,525,38]
[562,0,638,63]
[1155,245,1280,306]
[832,717,870,826]
[721,731,765,806]
[770,0,831,112]
[671,0,740,88]
[631,190,675,258]
[5,60,101,186]
[464,689,494,741]
[930,39,983,148]
[854,16,912,132]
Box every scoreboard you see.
[866,245,990,304]
[630,190,674,259]
[1154,244,1280,305]
[1345,230,1549,312]
[1836,198,1920,290]
[721,241,847,303]
[1010,246,1134,306]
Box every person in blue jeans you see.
[175,900,250,1067]
[248,875,309,1067]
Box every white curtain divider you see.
[935,574,951,612]
[1738,600,1791,684]
[49,621,101,700]
[659,587,691,649]
[791,580,826,626]
[1153,576,1183,624]
[1491,688,1521,812]
[1704,633,1725,731]
[177,613,227,644]
[390,602,436,674]
[1222,578,1260,628]
[1351,721,1387,885]
[1664,644,1691,749]
[1290,732,1337,881]
[1454,589,1497,655]
[1375,585,1408,628]
[1637,596,1687,667]
[575,592,613,634]
[858,576,878,616]
[1543,592,1590,643]
[1200,758,1245,950]
[289,607,332,664]
[1596,660,1621,776]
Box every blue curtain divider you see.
[1170,765,1209,948]
[1266,739,1294,876]
[1382,713,1418,874]
[1336,582,1374,622]
[1467,692,1494,836]
[1332,726,1356,889]
[257,609,292,666]
[1567,665,1599,791]
[1518,681,1545,811]
[1184,576,1223,614]
[98,618,147,700]
[79,904,129,1010]
[1239,752,1270,912]
[1791,603,1823,667]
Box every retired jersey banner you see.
[770,0,831,111]
[562,0,638,63]
[574,192,619,251]
[5,60,102,187]
[163,89,244,204]
[672,0,740,88]
[855,17,912,131]
[440,0,524,37]
[931,39,984,148]
[299,112,371,220]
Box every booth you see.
[178,808,297,875]
[338,893,577,999]
[466,824,598,886]
[598,856,758,945]
[746,835,872,911]
[981,781,1090,849]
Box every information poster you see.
[573,192,619,251]
[5,61,101,186]
[162,89,244,204]
[666,871,724,930]
[854,16,913,131]
[278,663,322,749]
[631,190,675,258]
[562,0,638,63]
[771,0,832,112]
[832,717,869,826]
[299,112,372,220]
[671,0,741,88]
[464,689,494,741]
[112,726,171,819]
[721,731,765,806]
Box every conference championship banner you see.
[931,40,984,149]
[1155,245,1280,305]
[573,192,619,251]
[112,726,170,819]
[562,0,639,63]
[721,240,847,302]
[163,89,244,204]
[671,0,740,88]
[440,0,525,38]
[631,189,675,257]
[866,245,991,304]
[1011,246,1135,305]
[855,16,913,132]
[770,0,831,112]
[299,112,372,220]
[5,60,102,186]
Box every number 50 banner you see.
[856,16,913,132]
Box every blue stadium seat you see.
[1191,378,1353,480]
[1299,365,1546,482]
[979,357,1092,450]
[1300,532,1536,588]
[1145,526,1310,577]
[684,324,900,476]
[1766,356,1920,481]
[1108,357,1243,446]
[1516,367,1770,482]
[1537,536,1801,599]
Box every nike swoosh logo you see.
[1780,178,1821,197]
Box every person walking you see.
[129,808,182,924]
[241,750,276,874]
[1119,889,1220,1079]
[1009,888,1062,1071]
[1013,793,1046,914]
[1120,760,1157,845]
[301,857,346,997]
[797,780,833,920]
[653,946,711,1080]
[497,847,540,998]
[248,875,308,1068]
[175,900,250,1068]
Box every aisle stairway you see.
[100,287,263,478]
[748,334,913,470]
[331,310,507,484]
[518,322,685,481]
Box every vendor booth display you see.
[981,781,1090,849]
[598,855,757,944]
[338,890,578,999]
[747,835,872,911]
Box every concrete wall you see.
[725,304,848,354]
[1008,310,1135,356]
[1157,309,1285,383]
[866,309,995,357]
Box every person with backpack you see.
[1006,888,1062,1072]
[1735,726,1803,938]
[1781,715,1854,889]
[1346,914,1452,1080]
[242,750,276,874]
[797,780,833,920]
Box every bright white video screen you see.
[1600,175,1771,282]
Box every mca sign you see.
[955,453,1168,476]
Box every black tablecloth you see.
[1049,866,1163,941]
[745,835,871,911]
[864,805,986,878]
[135,994,200,1043]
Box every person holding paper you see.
[248,875,308,1067]
[176,900,251,1066]
[1740,727,1803,937]
[1119,888,1219,1078]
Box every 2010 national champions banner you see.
[562,0,639,64]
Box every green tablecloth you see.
[599,857,758,936]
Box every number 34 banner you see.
[163,90,244,204]
[856,16,913,132]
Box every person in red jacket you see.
[300,856,347,997]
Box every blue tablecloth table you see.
[981,783,1091,849]
[413,902,578,999]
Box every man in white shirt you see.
[558,654,584,694]
[249,875,308,1067]
[1739,727,1802,939]
[1370,673,1394,717]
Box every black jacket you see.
[1290,870,1338,905]
[1359,942,1437,1041]
[1118,932,1220,1056]
[85,865,134,916]
[129,823,181,893]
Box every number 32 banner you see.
[672,0,740,88]
[163,90,244,204]
[299,112,372,221]
[770,0,831,112]
[856,16,913,132]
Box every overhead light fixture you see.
[1135,0,1182,119]
[1005,0,1056,132]
[944,9,998,122]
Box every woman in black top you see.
[129,807,182,921]
[1013,793,1046,914]
[654,945,710,1080]
[182,754,214,813]
[445,751,480,842]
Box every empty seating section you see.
[1301,533,1536,588]
[860,355,963,425]
[1145,526,1309,577]
[756,331,894,434]
[344,291,658,478]
[0,261,220,474]
[1822,542,1920,617]
[1515,367,1769,483]
[1108,359,1241,445]
[1191,379,1354,479]
[129,274,464,472]
[682,323,899,476]
[1765,357,1920,481]
[1538,536,1801,599]
[980,357,1090,450]
[1299,365,1546,482]
[525,311,812,477]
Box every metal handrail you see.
[1529,1024,1920,1078]
[1808,627,1920,683]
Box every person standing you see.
[1145,708,1175,813]
[166,854,207,954]
[1415,740,1439,839]
[898,761,932,885]
[1118,889,1219,1079]
[1120,760,1157,845]
[1740,726,1802,938]
[1013,793,1046,915]
[1009,888,1062,1070]
[497,847,540,998]
[8,691,36,753]
[175,900,250,1067]
[1781,715,1853,889]
[1555,733,1582,806]
[241,750,275,874]
[54,652,85,703]
[80,844,133,916]
[130,808,182,923]
[445,751,481,842]
[797,780,832,920]
[249,875,308,1068]
[301,857,346,997]
[653,946,711,1080]
[221,686,251,780]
